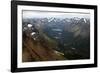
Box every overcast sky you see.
[22,10,90,19]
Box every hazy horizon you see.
[22,10,90,19]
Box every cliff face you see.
[22,30,65,62]
[22,17,90,61]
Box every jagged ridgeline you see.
[22,15,90,62]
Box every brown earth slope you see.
[22,33,66,62]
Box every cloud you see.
[23,10,90,19]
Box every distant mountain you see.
[22,17,90,60]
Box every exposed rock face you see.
[22,17,90,61]
[22,24,65,62]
